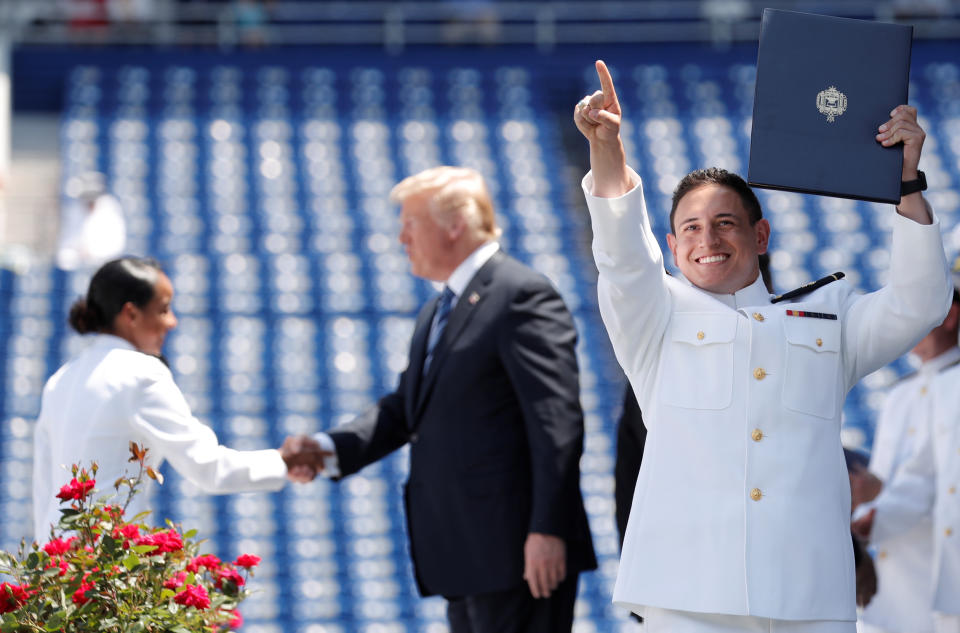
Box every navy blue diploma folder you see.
[748,9,913,204]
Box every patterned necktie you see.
[424,286,455,373]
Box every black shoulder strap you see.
[771,272,845,304]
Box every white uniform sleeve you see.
[130,364,287,493]
[32,414,53,539]
[870,424,937,543]
[842,207,951,386]
[582,168,672,404]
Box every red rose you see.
[43,557,69,577]
[135,529,183,554]
[0,582,34,614]
[72,580,94,606]
[173,584,210,610]
[228,610,243,629]
[214,567,245,589]
[43,536,77,556]
[235,554,260,568]
[56,478,95,501]
[193,554,221,570]
[55,480,74,500]
[118,524,140,539]
[163,571,188,590]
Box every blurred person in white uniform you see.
[56,172,126,271]
[855,291,960,633]
[575,59,951,633]
[32,257,317,539]
[853,286,960,633]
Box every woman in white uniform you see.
[32,257,298,539]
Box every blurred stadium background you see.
[1,1,959,632]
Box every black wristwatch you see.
[901,170,927,196]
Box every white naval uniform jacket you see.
[582,170,951,622]
[870,357,960,617]
[858,351,960,632]
[33,334,287,539]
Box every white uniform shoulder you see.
[100,346,172,381]
[771,272,847,305]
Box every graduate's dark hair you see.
[670,167,763,234]
[68,257,163,334]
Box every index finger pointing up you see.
[596,60,619,109]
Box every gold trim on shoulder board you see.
[816,86,847,123]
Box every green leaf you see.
[168,627,192,633]
[122,552,141,571]
[77,599,99,617]
[43,611,64,631]
[159,588,175,600]
[102,535,118,555]
[26,552,40,569]
[182,529,197,539]
[132,545,157,555]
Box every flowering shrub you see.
[0,443,259,632]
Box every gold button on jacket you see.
[750,488,762,501]
[751,429,764,442]
[753,367,767,380]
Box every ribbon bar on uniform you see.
[785,309,837,320]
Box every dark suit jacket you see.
[328,251,597,598]
[614,384,646,549]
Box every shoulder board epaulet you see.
[771,272,845,304]
[890,370,917,387]
[889,357,960,388]
[939,357,960,374]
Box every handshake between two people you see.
[279,435,332,483]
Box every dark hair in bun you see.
[68,257,163,335]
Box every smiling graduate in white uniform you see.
[574,60,951,633]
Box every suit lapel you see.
[414,251,503,419]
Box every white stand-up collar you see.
[694,273,772,311]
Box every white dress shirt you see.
[859,350,960,633]
[582,168,950,624]
[33,334,287,539]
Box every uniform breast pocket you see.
[782,317,841,419]
[659,312,737,410]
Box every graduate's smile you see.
[666,184,770,295]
